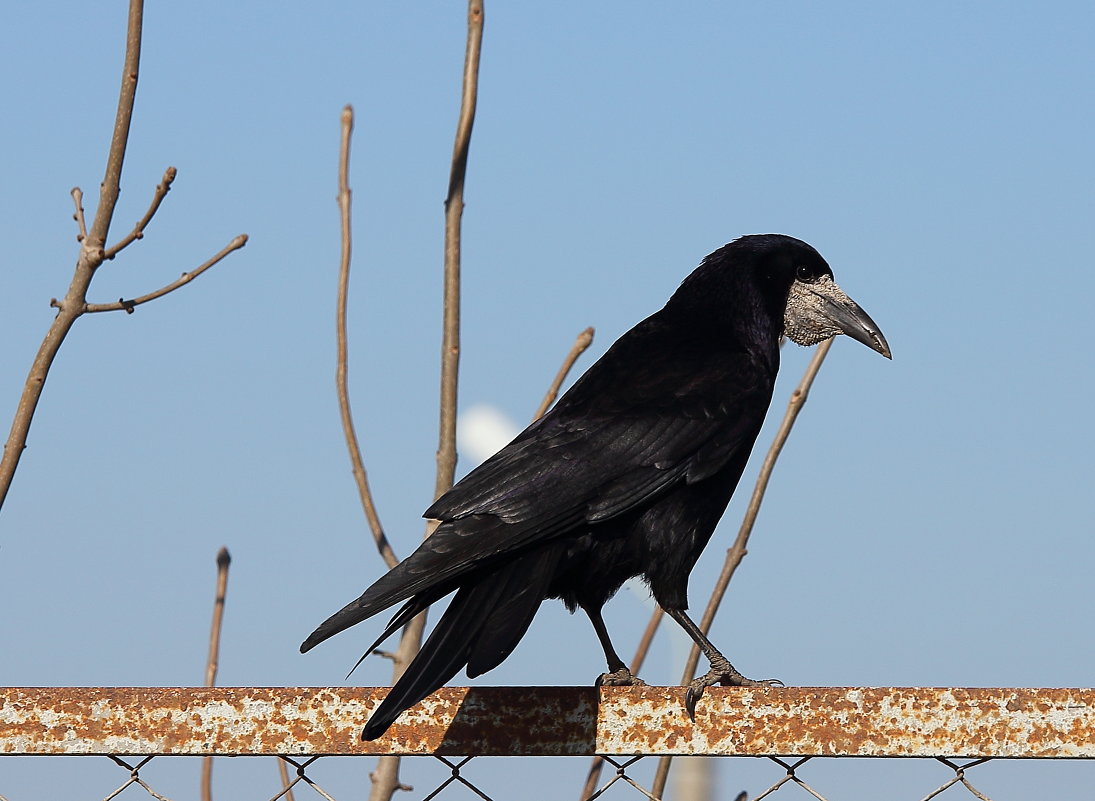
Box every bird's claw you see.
[684,662,782,718]
[596,667,647,687]
[684,683,703,718]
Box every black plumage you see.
[301,234,890,740]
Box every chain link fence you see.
[6,752,1095,801]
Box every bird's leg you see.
[665,607,781,717]
[583,604,646,687]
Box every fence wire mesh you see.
[6,752,1095,801]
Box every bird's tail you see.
[300,517,519,655]
[360,541,565,741]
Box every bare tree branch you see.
[690,339,834,671]
[435,0,485,498]
[368,5,484,800]
[579,602,665,801]
[200,547,231,801]
[71,188,89,242]
[0,314,76,511]
[333,105,399,570]
[533,326,594,420]
[83,234,247,314]
[0,0,146,512]
[87,0,143,250]
[104,166,178,259]
[583,342,833,799]
[0,0,246,513]
[276,759,297,801]
[651,337,835,799]
[203,547,232,686]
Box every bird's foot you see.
[596,667,647,687]
[684,655,782,718]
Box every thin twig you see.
[651,337,835,798]
[0,0,247,518]
[544,329,603,800]
[0,301,80,512]
[334,105,398,570]
[276,759,297,801]
[533,327,594,420]
[579,603,664,801]
[71,188,89,242]
[87,0,143,250]
[0,0,145,512]
[628,605,666,678]
[84,234,248,313]
[204,547,232,686]
[201,547,231,801]
[369,5,484,801]
[435,0,484,499]
[104,166,178,259]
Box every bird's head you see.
[677,234,891,359]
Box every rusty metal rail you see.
[1,687,1092,758]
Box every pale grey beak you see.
[821,292,891,358]
[785,276,891,359]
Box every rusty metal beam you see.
[1,687,1092,758]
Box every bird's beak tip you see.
[836,300,890,360]
[838,319,891,360]
[873,334,892,360]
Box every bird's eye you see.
[795,265,814,282]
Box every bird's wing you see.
[299,320,777,651]
[421,324,776,565]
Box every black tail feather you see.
[301,517,522,655]
[360,584,491,740]
[343,594,434,680]
[466,543,563,677]
[360,543,564,740]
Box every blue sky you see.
[2,2,1093,798]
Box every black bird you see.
[302,234,890,740]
